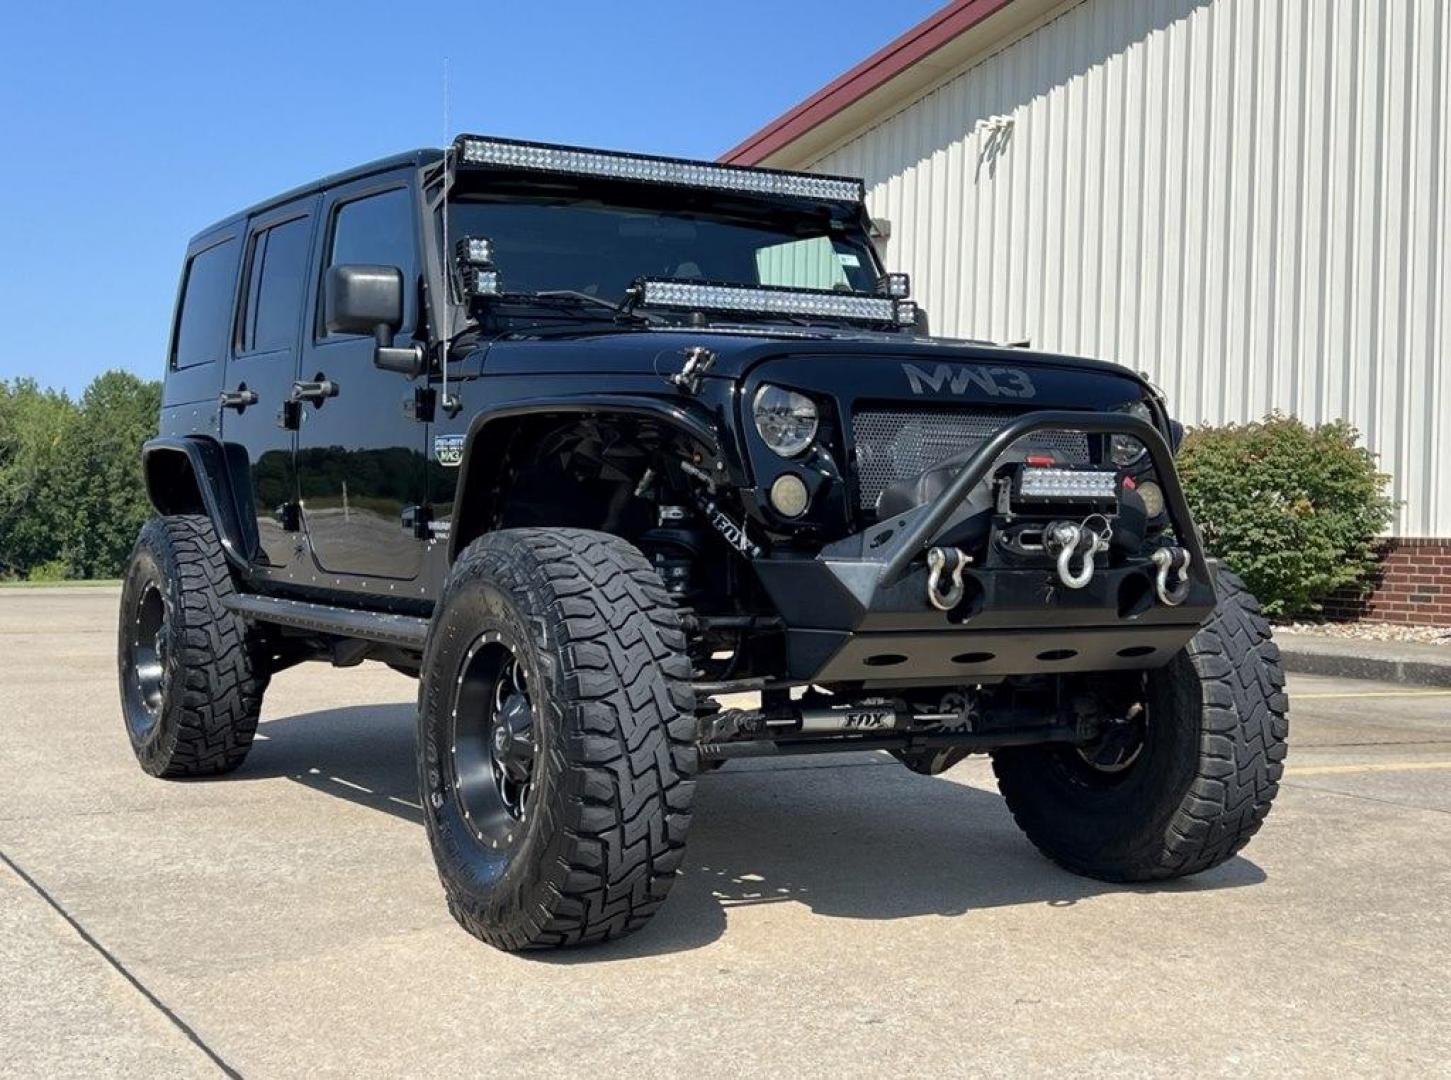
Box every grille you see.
[851,406,1091,510]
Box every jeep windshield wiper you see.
[489,290,653,326]
[533,290,629,316]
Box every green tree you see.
[0,370,159,580]
[0,379,80,577]
[52,371,162,579]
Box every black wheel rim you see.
[127,581,169,737]
[449,631,538,850]
[1061,676,1149,788]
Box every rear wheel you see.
[117,515,269,777]
[992,569,1287,880]
[418,529,697,950]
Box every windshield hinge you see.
[669,346,716,395]
[405,386,436,423]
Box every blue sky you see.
[0,0,940,395]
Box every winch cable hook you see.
[926,547,969,612]
[1150,546,1192,606]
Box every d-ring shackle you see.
[1049,523,1107,590]
[1150,546,1192,606]
[926,547,969,612]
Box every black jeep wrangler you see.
[121,136,1287,950]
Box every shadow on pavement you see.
[239,701,1266,960]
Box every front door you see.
[219,196,318,569]
[294,176,428,580]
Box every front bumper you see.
[750,410,1217,686]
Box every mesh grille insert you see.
[851,406,1091,510]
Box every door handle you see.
[219,385,258,412]
[291,378,339,405]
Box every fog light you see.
[1138,480,1165,517]
[769,473,809,517]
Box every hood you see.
[468,324,1153,400]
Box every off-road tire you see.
[991,569,1287,880]
[118,515,269,777]
[418,529,697,950]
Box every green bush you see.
[1177,414,1395,617]
[27,558,71,582]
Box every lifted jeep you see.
[121,136,1287,950]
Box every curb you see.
[1278,646,1451,689]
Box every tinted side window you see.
[172,239,238,369]
[324,188,415,335]
[240,216,311,354]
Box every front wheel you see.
[417,529,697,950]
[992,569,1288,881]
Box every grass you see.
[0,578,122,589]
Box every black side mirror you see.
[325,264,402,337]
[324,264,423,376]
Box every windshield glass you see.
[447,195,880,304]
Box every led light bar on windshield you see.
[635,279,907,326]
[455,136,864,204]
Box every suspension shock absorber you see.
[640,505,704,604]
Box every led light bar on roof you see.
[635,278,905,325]
[455,136,864,204]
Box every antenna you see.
[439,57,457,415]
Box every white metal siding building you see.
[725,0,1451,544]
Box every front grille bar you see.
[875,411,1207,589]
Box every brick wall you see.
[1321,538,1451,625]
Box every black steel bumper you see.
[750,410,1218,686]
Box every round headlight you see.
[753,384,818,458]
[1110,401,1153,467]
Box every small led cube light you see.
[461,267,501,297]
[878,272,911,299]
[455,236,494,266]
[894,300,920,327]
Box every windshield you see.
[446,195,881,305]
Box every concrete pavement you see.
[2,586,1449,1077]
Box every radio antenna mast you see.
[439,57,456,414]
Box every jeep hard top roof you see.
[189,148,441,246]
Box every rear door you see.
[219,197,318,568]
[294,175,428,580]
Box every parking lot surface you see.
[2,586,1449,1077]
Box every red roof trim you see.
[720,0,1019,166]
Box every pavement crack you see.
[0,848,241,1078]
[1280,781,1451,818]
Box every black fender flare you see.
[446,394,727,563]
[141,436,255,570]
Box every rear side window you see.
[239,216,311,354]
[323,187,415,335]
[171,238,238,369]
